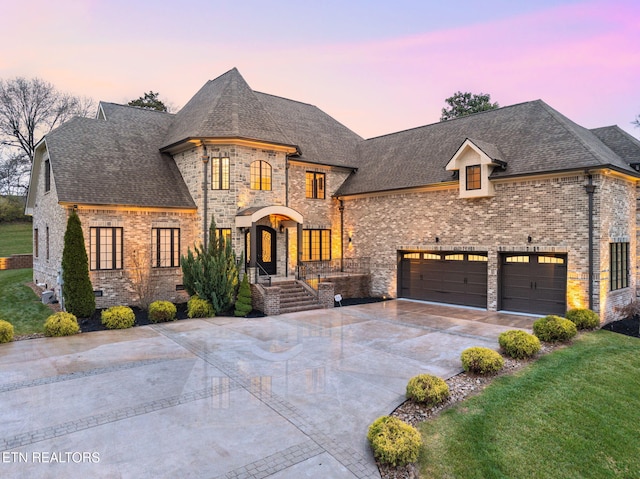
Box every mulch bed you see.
[601,316,640,338]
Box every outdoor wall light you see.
[279,224,285,233]
[435,237,440,243]
[348,236,352,243]
[528,235,532,243]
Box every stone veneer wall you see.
[173,144,288,264]
[341,173,636,322]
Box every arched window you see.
[250,160,271,190]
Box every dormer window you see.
[445,138,507,199]
[465,165,481,190]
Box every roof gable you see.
[39,107,195,209]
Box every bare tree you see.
[0,77,95,163]
[0,148,29,196]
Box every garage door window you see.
[506,256,529,263]
[610,242,629,291]
[538,256,564,264]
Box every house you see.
[26,68,640,322]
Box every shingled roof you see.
[254,92,362,168]
[336,100,639,197]
[162,68,294,150]
[590,125,640,165]
[44,104,196,209]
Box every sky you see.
[2,0,639,139]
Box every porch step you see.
[275,280,322,314]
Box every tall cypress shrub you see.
[62,211,95,317]
[234,274,252,317]
[181,217,239,314]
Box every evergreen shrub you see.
[461,346,504,374]
[61,211,95,318]
[498,330,541,359]
[565,308,600,330]
[367,416,422,466]
[148,300,177,323]
[187,295,215,318]
[234,274,252,317]
[44,312,80,337]
[533,315,577,343]
[101,306,135,329]
[406,374,449,406]
[0,319,14,343]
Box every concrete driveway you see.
[0,300,533,479]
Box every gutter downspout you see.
[201,143,209,249]
[585,173,595,310]
[339,199,345,272]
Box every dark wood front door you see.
[246,226,277,275]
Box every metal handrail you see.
[254,262,272,286]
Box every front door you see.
[245,226,277,275]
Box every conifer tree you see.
[234,274,252,317]
[62,211,95,317]
[181,217,239,314]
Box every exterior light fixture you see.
[528,236,532,243]
[435,237,440,243]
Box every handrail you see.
[254,262,272,286]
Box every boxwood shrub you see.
[498,329,541,359]
[44,312,80,337]
[148,300,177,323]
[565,308,600,330]
[0,319,14,343]
[101,306,135,329]
[367,416,422,466]
[461,346,504,375]
[533,315,577,343]
[187,295,215,318]
[406,374,449,406]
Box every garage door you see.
[500,253,567,315]
[399,251,488,308]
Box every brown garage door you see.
[399,251,488,308]
[500,253,567,315]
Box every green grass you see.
[418,331,640,479]
[0,269,51,335]
[0,222,32,256]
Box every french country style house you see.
[26,68,640,321]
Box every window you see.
[505,256,530,263]
[44,159,51,192]
[466,165,481,190]
[34,228,38,258]
[305,172,325,199]
[152,228,180,268]
[610,242,629,291]
[90,227,123,270]
[301,229,331,261]
[250,160,271,190]
[215,228,231,245]
[211,157,230,190]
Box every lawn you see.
[418,331,640,479]
[0,268,51,335]
[0,221,32,256]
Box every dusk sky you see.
[2,0,639,139]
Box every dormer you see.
[445,138,507,198]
